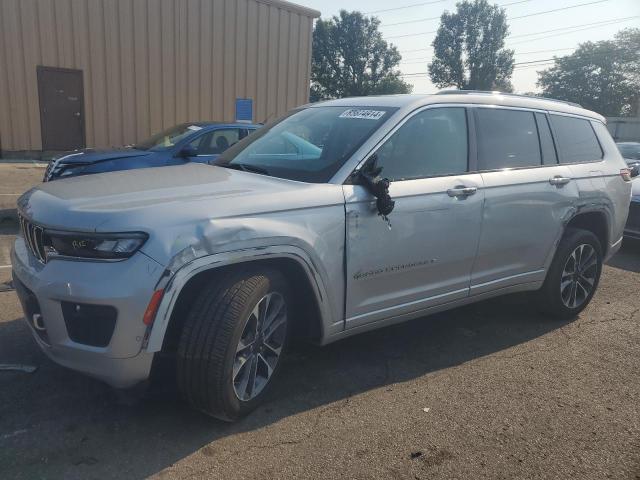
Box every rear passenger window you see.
[535,113,558,165]
[549,115,603,163]
[376,107,468,181]
[476,109,541,170]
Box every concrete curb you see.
[0,159,48,166]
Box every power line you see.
[508,16,631,39]
[365,0,531,15]
[509,0,609,19]
[516,47,577,55]
[364,0,446,15]
[387,14,637,41]
[382,0,609,27]
[398,47,627,75]
[508,16,639,44]
[384,15,441,27]
[387,29,438,39]
[399,47,577,57]
[498,0,534,6]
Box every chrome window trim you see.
[341,103,611,183]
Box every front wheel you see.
[538,228,603,319]
[177,269,290,421]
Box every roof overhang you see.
[256,0,320,18]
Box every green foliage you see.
[310,10,412,101]
[537,28,640,116]
[428,0,514,91]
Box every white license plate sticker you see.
[339,109,386,120]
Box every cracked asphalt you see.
[1,219,639,479]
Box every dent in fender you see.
[143,245,336,352]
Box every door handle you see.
[447,186,477,197]
[549,176,571,186]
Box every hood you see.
[18,163,342,232]
[54,148,153,166]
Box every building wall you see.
[0,0,318,151]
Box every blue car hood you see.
[56,148,153,165]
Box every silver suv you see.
[12,92,633,420]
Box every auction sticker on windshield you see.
[339,109,386,120]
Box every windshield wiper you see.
[220,163,270,175]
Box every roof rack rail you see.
[434,90,582,108]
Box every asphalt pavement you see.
[0,218,639,479]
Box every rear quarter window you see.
[549,114,603,164]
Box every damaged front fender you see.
[144,244,340,353]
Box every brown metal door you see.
[37,66,85,151]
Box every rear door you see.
[470,107,579,295]
[344,106,485,329]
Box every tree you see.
[537,29,640,116]
[428,0,514,92]
[310,10,412,101]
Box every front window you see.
[375,107,468,181]
[215,106,397,183]
[189,129,243,155]
[134,124,204,151]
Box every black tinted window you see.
[535,113,558,165]
[376,107,468,181]
[550,115,603,163]
[477,109,541,169]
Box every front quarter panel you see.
[141,190,347,352]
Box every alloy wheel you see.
[560,243,598,309]
[232,292,287,401]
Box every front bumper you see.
[624,199,640,240]
[11,236,164,388]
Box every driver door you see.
[343,106,484,329]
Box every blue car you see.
[43,122,261,181]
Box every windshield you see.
[134,124,204,151]
[617,143,640,161]
[214,106,397,182]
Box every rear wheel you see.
[538,228,603,319]
[177,268,290,420]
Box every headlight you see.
[44,231,148,260]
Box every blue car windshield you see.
[214,106,397,183]
[135,124,204,151]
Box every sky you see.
[301,0,640,94]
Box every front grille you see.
[18,214,47,263]
[43,160,54,181]
[43,158,64,181]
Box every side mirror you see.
[178,145,197,159]
[629,162,640,178]
[355,155,395,217]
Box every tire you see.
[537,228,603,319]
[177,268,291,421]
